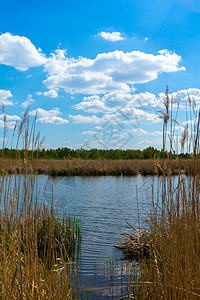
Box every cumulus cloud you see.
[69,114,101,124]
[0,89,13,105]
[103,128,147,142]
[159,88,200,110]
[29,107,68,124]
[72,88,198,127]
[21,99,35,108]
[69,105,159,124]
[21,94,35,108]
[127,128,148,135]
[98,31,125,41]
[36,89,58,98]
[137,137,163,149]
[0,113,20,129]
[0,113,20,121]
[151,130,163,136]
[182,117,198,126]
[0,33,46,71]
[44,49,185,95]
[95,126,103,130]
[0,120,16,129]
[81,130,97,135]
[74,94,116,114]
[74,92,158,114]
[117,106,160,124]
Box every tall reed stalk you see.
[0,109,81,299]
[119,88,200,299]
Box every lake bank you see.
[0,158,197,176]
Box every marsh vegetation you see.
[0,109,82,299]
[0,158,197,176]
[0,86,200,299]
[116,87,200,299]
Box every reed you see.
[0,109,82,299]
[117,87,200,299]
[0,158,197,176]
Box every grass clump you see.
[134,174,200,299]
[117,87,200,299]
[0,108,82,299]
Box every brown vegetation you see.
[0,158,198,176]
[116,88,200,299]
[0,109,82,299]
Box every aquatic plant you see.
[0,109,82,299]
[117,87,200,299]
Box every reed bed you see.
[0,109,82,299]
[120,170,200,300]
[117,87,200,299]
[0,158,197,176]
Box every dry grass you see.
[0,175,80,299]
[132,174,200,299]
[117,89,200,299]
[114,222,150,259]
[0,110,82,299]
[117,172,200,299]
[0,158,198,176]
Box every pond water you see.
[37,174,162,299]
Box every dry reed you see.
[117,88,200,299]
[0,158,197,177]
[0,110,82,299]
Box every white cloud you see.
[159,88,200,110]
[116,106,160,124]
[0,113,20,129]
[127,128,148,135]
[81,130,97,135]
[137,137,163,149]
[98,31,125,41]
[29,107,68,124]
[151,130,163,136]
[0,33,46,71]
[44,49,185,95]
[74,94,116,114]
[182,117,198,126]
[69,114,101,124]
[0,89,13,105]
[69,105,159,124]
[0,113,20,121]
[21,99,35,108]
[0,120,16,129]
[95,126,103,130]
[104,128,147,142]
[36,89,58,98]
[21,94,35,108]
[74,92,158,114]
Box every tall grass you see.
[0,109,82,299]
[0,158,197,176]
[118,88,200,299]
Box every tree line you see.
[0,146,192,160]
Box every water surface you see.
[39,174,161,298]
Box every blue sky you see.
[0,0,200,151]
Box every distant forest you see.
[1,147,192,160]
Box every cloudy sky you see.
[0,0,200,150]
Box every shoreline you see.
[0,158,196,176]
